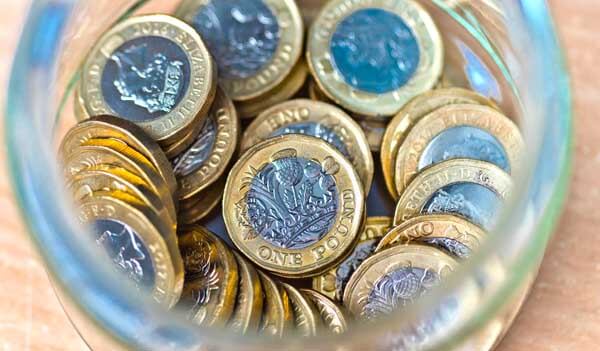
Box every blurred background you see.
[0,1,598,350]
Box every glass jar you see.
[5,0,571,350]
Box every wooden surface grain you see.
[0,1,598,350]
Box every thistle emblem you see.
[111,43,184,114]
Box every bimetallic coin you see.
[241,99,374,194]
[380,88,499,200]
[394,159,513,230]
[60,115,177,199]
[228,252,264,335]
[307,0,443,117]
[343,244,457,320]
[162,121,203,160]
[176,0,304,101]
[62,145,176,215]
[257,271,294,337]
[80,15,217,143]
[375,215,486,260]
[178,226,239,327]
[68,166,176,232]
[73,86,89,121]
[77,193,183,308]
[300,289,348,334]
[224,135,365,278]
[172,87,239,201]
[236,59,308,119]
[281,283,321,337]
[313,217,392,301]
[178,176,225,225]
[394,104,523,197]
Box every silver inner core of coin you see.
[421,237,472,259]
[334,239,378,299]
[362,266,440,320]
[422,182,501,230]
[102,36,190,122]
[270,122,351,159]
[172,115,218,177]
[418,125,510,172]
[192,0,280,80]
[246,156,339,250]
[93,219,155,289]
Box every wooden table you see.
[0,1,597,350]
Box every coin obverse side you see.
[375,214,486,260]
[300,289,348,334]
[77,193,184,308]
[228,252,264,335]
[241,99,374,194]
[394,104,523,197]
[380,88,499,200]
[60,115,178,199]
[80,15,217,143]
[257,271,294,338]
[307,0,443,117]
[312,216,392,301]
[224,135,365,278]
[393,159,513,231]
[175,0,304,101]
[171,87,239,200]
[281,283,321,337]
[178,226,239,327]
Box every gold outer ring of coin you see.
[172,87,240,201]
[393,159,513,226]
[241,99,374,194]
[342,244,458,317]
[228,251,264,335]
[77,192,184,308]
[162,118,205,160]
[62,145,176,215]
[175,0,304,101]
[374,214,486,254]
[300,289,348,334]
[73,86,89,121]
[80,14,217,143]
[281,283,321,337]
[224,135,365,278]
[178,226,239,327]
[60,115,178,199]
[67,166,177,232]
[236,59,309,119]
[380,88,500,200]
[308,78,331,103]
[307,0,443,118]
[393,104,524,196]
[312,216,392,301]
[257,271,294,337]
[178,176,225,225]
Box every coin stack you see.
[60,0,525,344]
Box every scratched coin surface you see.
[343,244,457,320]
[375,214,486,260]
[80,15,216,143]
[178,226,239,327]
[171,87,239,200]
[228,251,264,335]
[257,271,294,337]
[76,192,183,308]
[307,0,443,117]
[394,159,513,230]
[282,283,321,337]
[313,217,392,301]
[60,115,177,199]
[241,99,374,193]
[224,135,365,278]
[176,0,304,101]
[300,289,348,334]
[380,88,500,200]
[394,104,523,197]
